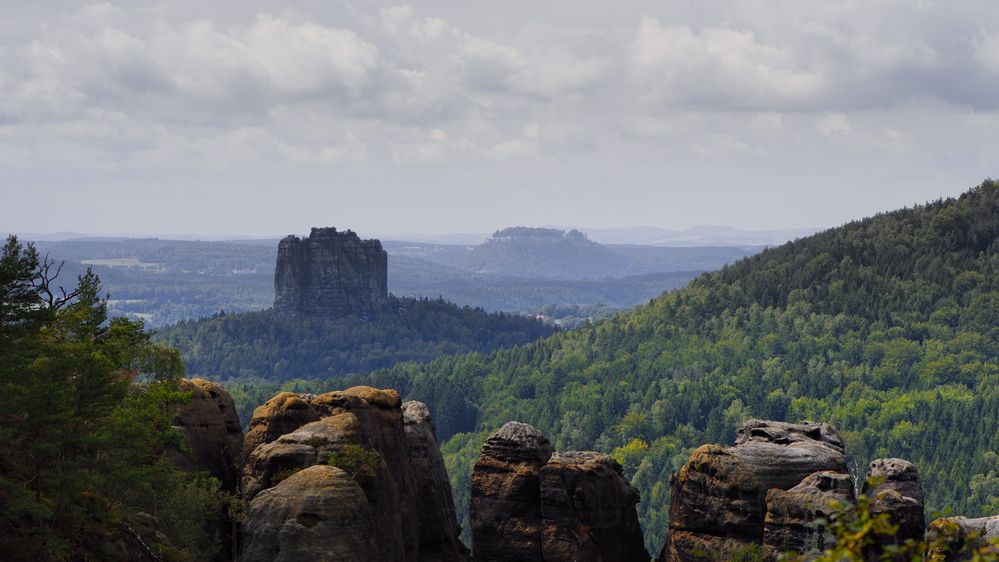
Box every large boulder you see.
[471,423,648,562]
[471,422,554,562]
[539,451,649,562]
[926,515,999,562]
[660,420,848,562]
[171,378,244,491]
[403,401,470,562]
[763,470,856,556]
[241,465,385,562]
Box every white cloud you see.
[1,1,999,237]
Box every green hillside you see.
[157,296,553,385]
[345,181,999,550]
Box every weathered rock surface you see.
[243,391,321,456]
[273,227,388,319]
[241,465,384,562]
[539,451,649,562]
[471,422,647,562]
[926,515,999,562]
[403,401,471,562]
[472,422,554,562]
[863,458,925,558]
[660,420,848,562]
[763,470,855,555]
[172,378,243,491]
[240,387,466,562]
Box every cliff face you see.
[273,227,388,319]
[240,387,468,562]
[470,422,648,562]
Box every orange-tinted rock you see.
[243,392,320,456]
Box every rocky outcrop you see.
[273,227,388,319]
[243,392,321,456]
[172,378,243,491]
[863,458,925,558]
[539,451,649,562]
[863,459,926,545]
[470,422,648,562]
[660,420,848,562]
[763,471,855,555]
[240,387,467,562]
[403,401,471,562]
[241,465,383,562]
[926,515,999,562]
[471,422,554,562]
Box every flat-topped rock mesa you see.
[273,227,388,319]
[471,421,648,562]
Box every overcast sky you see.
[2,0,998,237]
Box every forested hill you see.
[342,181,998,551]
[156,296,553,385]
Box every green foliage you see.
[158,296,554,386]
[331,181,999,552]
[327,444,382,481]
[0,235,234,561]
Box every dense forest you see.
[269,181,999,551]
[0,237,232,561]
[156,296,554,385]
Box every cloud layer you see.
[1,1,997,234]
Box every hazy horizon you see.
[2,1,997,235]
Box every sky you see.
[2,0,998,237]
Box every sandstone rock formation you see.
[763,470,855,555]
[660,420,848,562]
[273,227,388,319]
[241,465,383,562]
[240,387,467,562]
[243,391,321,456]
[171,378,243,491]
[926,515,999,561]
[539,451,649,562]
[403,401,471,562]
[470,422,648,562]
[471,421,554,562]
[863,458,925,557]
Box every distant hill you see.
[385,228,752,280]
[30,234,752,326]
[340,181,998,550]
